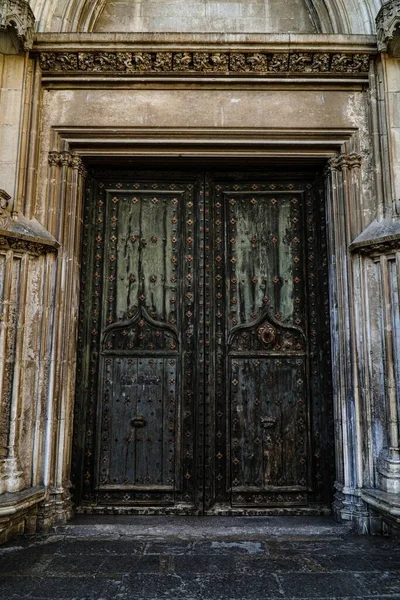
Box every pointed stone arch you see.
[29,0,384,34]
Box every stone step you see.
[52,516,354,541]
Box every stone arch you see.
[29,0,384,34]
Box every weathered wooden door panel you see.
[205,177,333,512]
[73,169,333,514]
[230,357,308,506]
[74,173,204,510]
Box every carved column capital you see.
[0,0,35,51]
[376,0,400,56]
[324,153,362,176]
[48,151,87,178]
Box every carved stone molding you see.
[48,151,87,178]
[37,51,371,77]
[350,218,400,256]
[0,189,58,256]
[0,0,35,51]
[0,235,57,255]
[353,237,400,256]
[376,0,400,56]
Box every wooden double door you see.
[73,168,334,514]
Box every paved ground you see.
[1,517,400,600]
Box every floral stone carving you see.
[38,51,371,76]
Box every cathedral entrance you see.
[72,166,334,515]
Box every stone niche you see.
[94,0,318,34]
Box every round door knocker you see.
[258,324,276,347]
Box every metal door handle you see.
[131,416,147,428]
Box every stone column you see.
[324,153,371,529]
[0,2,34,494]
[36,150,86,530]
[376,0,400,215]
[375,0,400,495]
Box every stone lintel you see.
[376,0,400,57]
[0,0,35,52]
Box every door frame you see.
[47,126,363,516]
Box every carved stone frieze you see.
[48,151,87,178]
[376,0,400,56]
[0,236,57,255]
[0,0,35,51]
[37,51,372,77]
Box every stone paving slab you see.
[0,517,400,599]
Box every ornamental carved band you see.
[0,0,35,50]
[376,0,400,55]
[38,51,371,75]
[48,151,87,178]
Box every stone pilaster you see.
[377,250,400,494]
[373,1,400,497]
[376,1,400,217]
[0,189,57,496]
[40,149,87,525]
[324,153,367,527]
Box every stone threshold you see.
[53,515,354,541]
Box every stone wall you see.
[28,0,384,34]
[94,0,317,34]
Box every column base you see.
[333,483,381,534]
[1,458,26,493]
[37,483,74,532]
[362,488,400,536]
[378,456,400,494]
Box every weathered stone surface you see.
[27,0,384,35]
[94,0,318,34]
[0,0,35,50]
[376,0,400,55]
[1,519,400,599]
